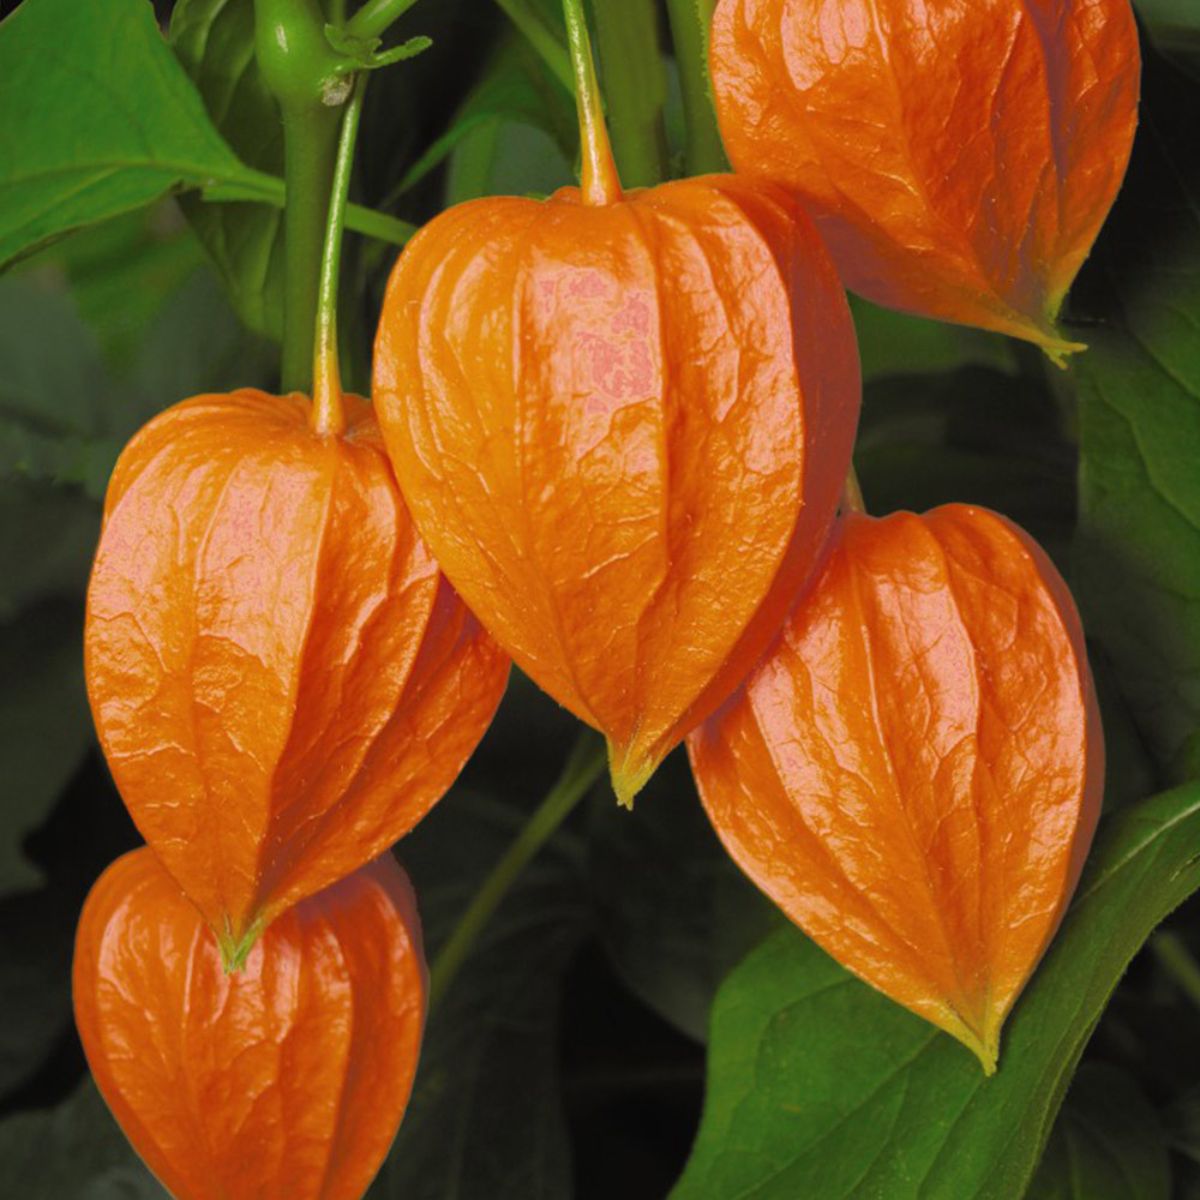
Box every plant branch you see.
[428,730,607,1007]
[665,0,727,175]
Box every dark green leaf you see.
[671,781,1200,1200]
[0,278,109,491]
[0,0,258,269]
[0,479,98,618]
[395,33,574,205]
[0,1079,166,1199]
[169,0,287,341]
[850,296,1017,381]
[587,750,780,1043]
[1072,50,1200,780]
[0,603,91,898]
[1028,1063,1171,1200]
[16,205,205,373]
[370,700,593,1198]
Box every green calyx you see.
[218,914,267,975]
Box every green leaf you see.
[168,0,287,341]
[1072,49,1200,780]
[1137,0,1200,65]
[0,1078,167,1199]
[1028,1064,1171,1199]
[0,603,92,898]
[587,750,781,1043]
[0,0,256,269]
[670,781,1200,1200]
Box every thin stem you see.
[346,0,421,41]
[562,0,623,205]
[493,0,574,92]
[429,730,607,1007]
[311,76,366,436]
[589,0,670,188]
[665,0,728,175]
[842,465,867,515]
[1151,932,1200,1012]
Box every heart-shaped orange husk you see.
[373,177,860,805]
[689,506,1104,1071]
[73,848,426,1200]
[85,389,509,966]
[710,0,1140,361]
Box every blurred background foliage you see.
[0,1,1198,1197]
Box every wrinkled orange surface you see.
[85,390,509,961]
[689,506,1104,1069]
[74,848,425,1200]
[711,0,1140,355]
[373,177,861,803]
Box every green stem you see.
[492,0,574,92]
[665,0,727,175]
[588,0,669,187]
[1151,932,1200,1011]
[346,0,422,41]
[254,0,351,392]
[311,76,366,436]
[279,110,342,392]
[429,731,607,1007]
[201,175,416,247]
[562,0,622,204]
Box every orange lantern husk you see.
[85,390,509,968]
[373,13,860,806]
[74,848,426,1200]
[689,506,1105,1072]
[710,0,1141,363]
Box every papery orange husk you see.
[74,848,425,1200]
[710,0,1141,360]
[85,390,509,965]
[373,177,861,805]
[689,505,1105,1071]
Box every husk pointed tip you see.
[607,740,657,811]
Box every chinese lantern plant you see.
[372,0,861,806]
[709,0,1142,362]
[689,501,1105,1072]
[0,0,1197,1196]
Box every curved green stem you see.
[588,0,670,187]
[493,0,574,91]
[562,0,623,204]
[429,731,607,1007]
[311,76,366,435]
[347,0,422,41]
[665,0,727,175]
